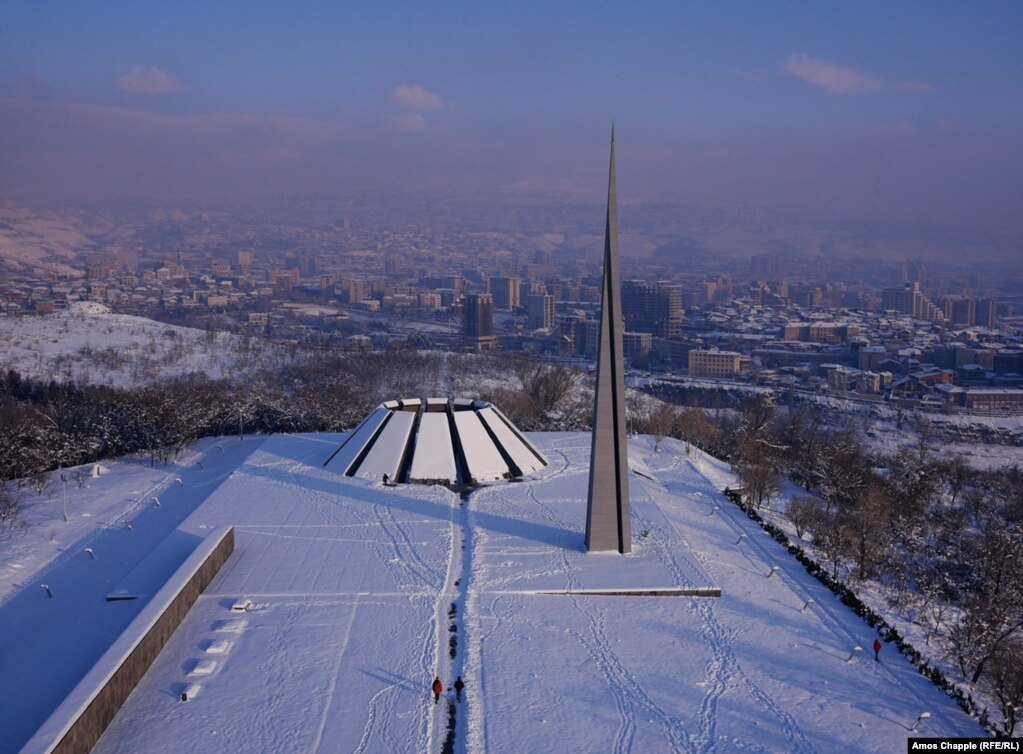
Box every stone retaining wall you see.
[25,526,234,754]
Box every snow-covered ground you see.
[0,303,291,387]
[0,209,90,277]
[804,395,1023,470]
[0,432,985,753]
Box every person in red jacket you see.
[432,676,443,704]
[873,638,882,662]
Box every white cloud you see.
[119,65,182,95]
[390,83,444,111]
[784,54,883,95]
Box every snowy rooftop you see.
[1,432,984,753]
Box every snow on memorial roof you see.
[323,398,547,486]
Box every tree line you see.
[0,346,445,486]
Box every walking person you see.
[453,676,464,702]
[432,676,443,704]
[873,638,882,662]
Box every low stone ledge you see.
[534,588,722,597]
[23,526,235,754]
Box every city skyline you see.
[1,2,1022,238]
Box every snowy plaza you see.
[1,431,984,753]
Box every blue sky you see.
[2,1,1022,228]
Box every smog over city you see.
[1,3,1022,752]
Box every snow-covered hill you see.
[0,208,96,277]
[0,433,984,753]
[0,303,291,387]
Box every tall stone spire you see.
[586,127,631,554]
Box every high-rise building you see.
[945,297,976,326]
[711,275,733,303]
[622,332,652,362]
[882,282,927,319]
[620,280,683,337]
[556,311,589,355]
[681,290,705,308]
[976,298,997,327]
[525,293,555,330]
[750,253,779,280]
[556,280,582,302]
[237,250,253,275]
[463,293,495,351]
[902,260,926,284]
[489,276,521,310]
[270,268,300,291]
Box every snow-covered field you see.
[0,209,90,277]
[0,303,290,387]
[0,431,985,753]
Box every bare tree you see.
[27,470,51,497]
[644,402,676,452]
[514,359,578,416]
[809,512,849,580]
[948,519,1023,684]
[739,457,782,509]
[912,560,958,646]
[786,496,822,539]
[672,407,719,454]
[735,397,786,508]
[940,455,973,506]
[841,481,893,582]
[985,640,1023,736]
[806,428,867,515]
[0,484,19,528]
[884,446,939,521]
[779,399,824,482]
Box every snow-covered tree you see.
[984,640,1023,735]
[735,397,786,509]
[786,496,823,539]
[948,518,1023,684]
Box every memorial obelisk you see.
[585,128,631,554]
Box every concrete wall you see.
[27,527,234,754]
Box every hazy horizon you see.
[2,2,1023,237]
